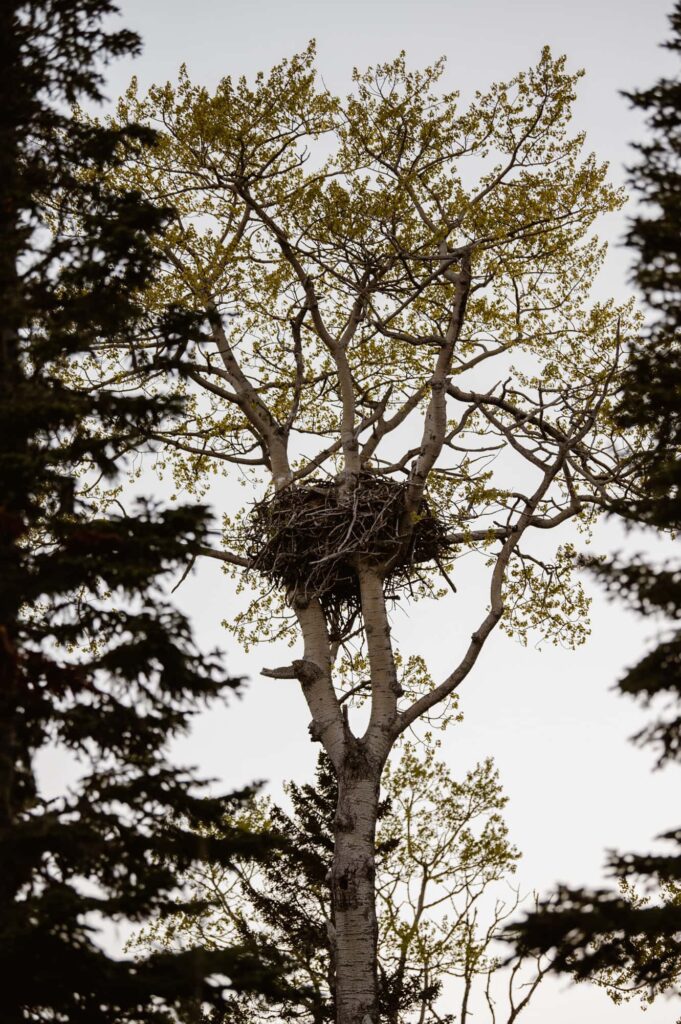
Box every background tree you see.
[0,2,288,1020]
[509,1,681,1010]
[79,47,644,1023]
[132,734,550,1024]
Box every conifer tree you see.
[0,3,285,1020]
[509,3,681,1005]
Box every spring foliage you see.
[76,42,644,677]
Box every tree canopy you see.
[80,41,645,701]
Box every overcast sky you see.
[91,2,680,1020]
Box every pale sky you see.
[94,2,680,1020]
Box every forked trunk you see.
[332,761,381,1024]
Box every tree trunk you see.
[332,757,381,1024]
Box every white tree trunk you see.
[332,763,381,1024]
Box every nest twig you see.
[245,474,451,640]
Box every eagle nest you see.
[245,474,452,640]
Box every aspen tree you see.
[84,46,643,1023]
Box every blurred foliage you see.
[508,4,681,1012]
[0,2,287,1020]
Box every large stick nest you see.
[245,474,452,640]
